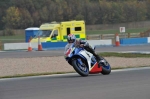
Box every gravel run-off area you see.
[0,56,150,77]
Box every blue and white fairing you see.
[65,43,97,70]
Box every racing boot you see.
[93,53,101,68]
[84,46,102,68]
[93,53,107,68]
[99,57,107,67]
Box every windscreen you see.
[35,30,52,37]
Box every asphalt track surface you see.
[0,44,150,58]
[0,67,150,99]
[0,45,150,99]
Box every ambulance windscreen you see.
[36,30,52,37]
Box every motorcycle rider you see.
[64,34,106,67]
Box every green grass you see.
[0,34,25,39]
[0,71,75,79]
[111,65,149,70]
[0,34,25,44]
[98,52,150,58]
[86,27,149,35]
[0,65,149,79]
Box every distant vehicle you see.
[30,20,86,42]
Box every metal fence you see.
[86,33,144,45]
[86,21,150,30]
[87,33,142,40]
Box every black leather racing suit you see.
[77,39,101,62]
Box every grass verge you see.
[0,66,149,79]
[98,52,150,58]
[111,65,149,70]
[0,71,75,79]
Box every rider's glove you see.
[80,44,84,47]
[83,41,89,47]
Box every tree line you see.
[0,0,150,30]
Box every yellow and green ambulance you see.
[30,20,86,42]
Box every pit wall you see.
[120,37,150,45]
[4,40,112,50]
[4,37,150,50]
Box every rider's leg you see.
[84,46,100,62]
[84,45,106,67]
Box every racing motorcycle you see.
[64,43,111,77]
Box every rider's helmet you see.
[67,34,76,43]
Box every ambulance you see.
[30,20,86,42]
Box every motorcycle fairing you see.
[89,63,102,74]
[65,44,102,74]
[78,50,93,70]
[78,50,102,74]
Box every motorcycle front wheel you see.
[72,58,89,77]
[100,56,111,75]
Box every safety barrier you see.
[42,42,67,49]
[4,37,150,50]
[28,39,32,51]
[115,33,120,46]
[120,37,150,45]
[4,39,112,50]
[38,36,43,51]
[148,37,150,43]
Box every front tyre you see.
[72,58,89,77]
[100,56,111,75]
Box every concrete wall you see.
[148,37,150,43]
[4,43,38,50]
[4,37,150,50]
[4,39,112,50]
[87,39,112,48]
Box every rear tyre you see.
[100,56,111,75]
[72,58,89,77]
